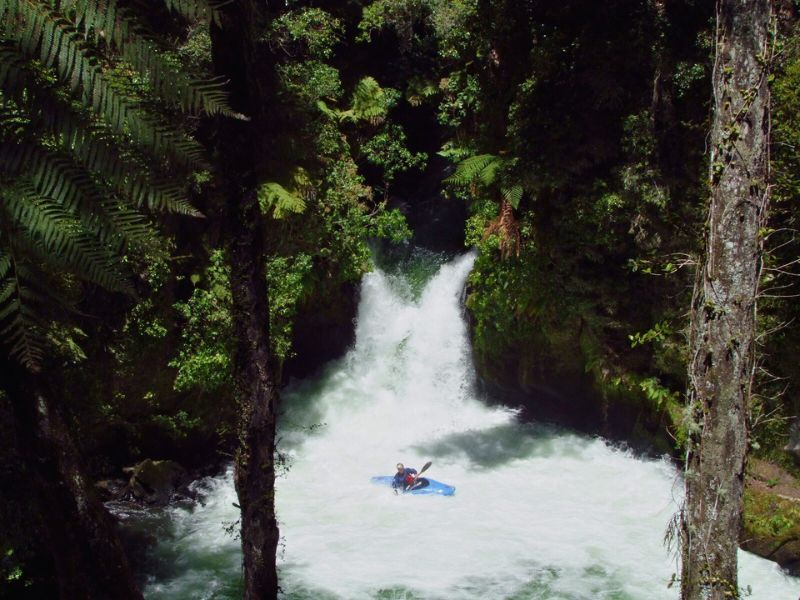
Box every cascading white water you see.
[142,252,800,599]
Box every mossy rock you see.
[742,470,800,575]
[122,459,188,505]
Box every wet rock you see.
[741,534,800,576]
[94,478,126,500]
[122,459,189,505]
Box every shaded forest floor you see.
[748,458,800,503]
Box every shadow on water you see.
[277,562,637,600]
[424,563,637,600]
[279,366,340,443]
[410,422,588,470]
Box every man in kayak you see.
[393,463,418,491]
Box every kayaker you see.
[393,463,418,490]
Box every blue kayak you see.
[371,475,456,496]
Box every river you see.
[137,250,800,599]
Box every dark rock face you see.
[475,370,675,458]
[784,420,800,464]
[282,280,360,382]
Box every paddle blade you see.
[419,461,432,475]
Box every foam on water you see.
[142,252,800,599]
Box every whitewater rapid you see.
[142,251,800,599]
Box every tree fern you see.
[59,0,241,118]
[350,76,388,124]
[2,0,209,167]
[444,154,503,187]
[445,153,524,255]
[500,184,523,211]
[1,187,130,293]
[0,0,236,369]
[258,183,308,219]
[1,56,200,215]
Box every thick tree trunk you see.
[227,187,281,600]
[5,373,142,599]
[681,2,771,599]
[211,2,281,598]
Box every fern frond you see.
[1,191,130,292]
[4,0,206,168]
[348,76,389,125]
[0,247,45,370]
[2,312,45,370]
[60,0,240,118]
[444,154,502,186]
[0,253,10,279]
[0,139,166,251]
[160,0,225,26]
[501,184,523,210]
[257,182,307,219]
[316,99,342,121]
[0,58,199,216]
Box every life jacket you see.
[404,473,416,486]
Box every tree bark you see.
[211,3,281,598]
[681,2,771,599]
[4,370,142,599]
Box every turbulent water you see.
[139,251,800,599]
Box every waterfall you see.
[141,251,800,599]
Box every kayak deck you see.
[371,475,456,496]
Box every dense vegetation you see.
[2,0,800,598]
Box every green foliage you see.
[437,72,480,128]
[445,154,503,187]
[170,250,233,394]
[149,410,201,440]
[362,123,427,194]
[635,376,680,409]
[753,28,800,459]
[358,0,477,61]
[672,61,707,98]
[435,1,713,452]
[358,0,429,45]
[45,323,88,364]
[266,253,313,362]
[270,8,343,60]
[371,207,412,243]
[629,320,672,348]
[279,61,343,110]
[1,546,32,591]
[162,0,224,26]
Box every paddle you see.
[404,461,432,492]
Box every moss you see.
[744,488,800,539]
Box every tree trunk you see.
[211,3,281,598]
[5,372,142,599]
[681,1,771,599]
